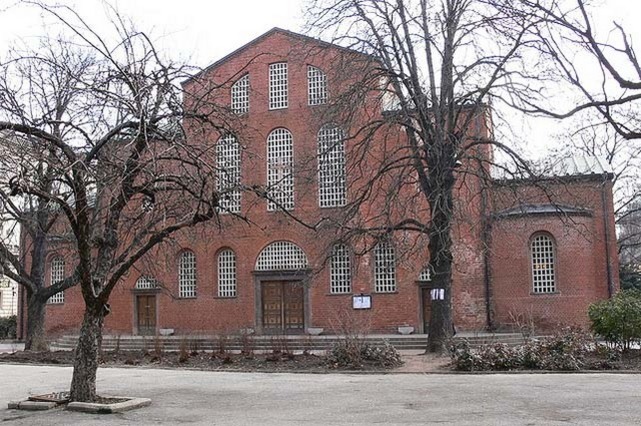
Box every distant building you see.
[19,28,619,336]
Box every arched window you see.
[218,249,237,297]
[418,266,432,282]
[318,124,346,208]
[267,128,294,211]
[308,65,327,105]
[216,134,241,214]
[135,276,159,290]
[231,74,249,114]
[256,241,308,271]
[179,251,197,298]
[330,243,351,294]
[375,241,396,293]
[269,62,288,109]
[531,233,556,293]
[48,256,65,304]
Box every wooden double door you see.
[136,294,157,335]
[262,281,305,332]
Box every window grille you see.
[218,249,237,297]
[374,242,396,293]
[267,128,294,211]
[179,251,197,298]
[308,65,327,105]
[48,257,65,304]
[318,124,346,208]
[330,244,351,294]
[418,266,432,282]
[231,74,249,114]
[256,241,308,271]
[135,276,159,290]
[269,62,288,109]
[216,134,241,214]
[531,234,556,293]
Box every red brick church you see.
[18,28,619,338]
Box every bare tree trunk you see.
[24,292,48,351]
[69,302,106,402]
[427,255,453,353]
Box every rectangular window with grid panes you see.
[330,244,351,294]
[308,65,327,105]
[267,128,294,211]
[269,62,288,110]
[179,251,197,298]
[318,125,346,208]
[48,257,65,304]
[231,74,249,114]
[217,249,237,297]
[531,234,556,293]
[374,242,396,293]
[216,134,241,214]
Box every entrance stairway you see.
[50,332,527,352]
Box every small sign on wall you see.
[352,294,372,310]
[430,288,445,301]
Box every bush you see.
[589,289,641,350]
[0,315,16,340]
[449,328,592,371]
[327,340,402,369]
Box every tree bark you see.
[24,292,48,352]
[69,302,106,402]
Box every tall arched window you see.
[330,243,351,294]
[267,128,294,211]
[374,241,396,293]
[318,124,346,208]
[48,256,65,304]
[531,233,556,293]
[216,134,241,214]
[231,74,249,114]
[179,251,197,298]
[217,249,237,297]
[308,65,327,105]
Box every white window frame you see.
[256,241,309,271]
[48,257,65,304]
[374,241,396,293]
[217,249,237,298]
[418,266,432,282]
[216,134,241,214]
[318,124,346,208]
[179,251,197,298]
[330,243,351,294]
[267,128,294,211]
[531,233,556,294]
[231,74,250,114]
[269,62,288,110]
[308,65,327,105]
[135,276,159,290]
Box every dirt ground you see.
[0,349,447,372]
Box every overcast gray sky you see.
[0,0,639,160]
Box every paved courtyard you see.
[0,364,640,425]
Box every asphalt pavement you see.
[0,364,640,425]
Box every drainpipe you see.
[601,174,614,298]
[481,180,493,330]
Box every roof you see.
[545,154,610,176]
[182,27,374,86]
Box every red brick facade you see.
[18,28,619,337]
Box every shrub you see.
[449,328,592,371]
[589,290,641,350]
[0,315,16,340]
[328,340,402,369]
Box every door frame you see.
[417,281,433,335]
[132,290,160,336]
[253,270,311,335]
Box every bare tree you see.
[0,3,237,401]
[306,0,546,352]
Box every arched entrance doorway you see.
[254,241,310,334]
[133,276,160,335]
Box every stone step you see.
[50,333,527,352]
